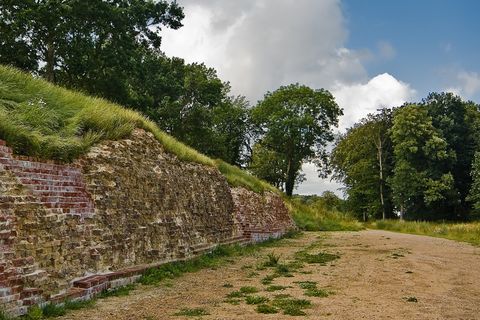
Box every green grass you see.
[370,219,480,246]
[286,198,362,231]
[304,288,331,297]
[0,65,277,194]
[295,251,339,265]
[173,308,210,317]
[255,304,278,314]
[245,295,269,305]
[295,281,317,290]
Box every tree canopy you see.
[250,84,342,196]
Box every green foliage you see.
[255,304,278,314]
[272,297,312,316]
[467,152,480,216]
[0,309,11,320]
[173,308,209,317]
[0,0,183,95]
[25,306,43,320]
[331,110,394,220]
[304,288,331,297]
[295,252,339,265]
[250,83,342,196]
[370,219,480,246]
[245,295,269,305]
[239,286,259,294]
[41,303,66,317]
[0,65,273,194]
[264,252,281,267]
[295,281,317,290]
[287,198,362,231]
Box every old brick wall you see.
[0,130,296,316]
[231,187,297,242]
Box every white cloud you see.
[162,1,416,195]
[332,73,416,130]
[162,0,368,102]
[444,71,480,100]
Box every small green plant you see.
[295,281,317,290]
[282,305,306,316]
[41,303,66,317]
[0,309,12,320]
[274,294,292,299]
[239,286,258,294]
[266,285,288,292]
[264,252,281,267]
[304,288,331,297]
[261,274,276,285]
[256,304,278,314]
[275,263,291,275]
[25,306,43,320]
[222,283,234,288]
[405,296,418,303]
[173,308,210,316]
[226,291,244,298]
[245,295,269,305]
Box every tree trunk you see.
[285,158,295,196]
[374,133,386,220]
[399,204,404,220]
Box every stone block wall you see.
[0,130,296,316]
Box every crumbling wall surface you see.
[0,130,296,316]
[231,187,297,242]
[77,129,238,270]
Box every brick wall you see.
[0,130,296,316]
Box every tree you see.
[390,104,454,220]
[330,111,394,221]
[251,84,342,196]
[467,152,480,217]
[0,0,184,94]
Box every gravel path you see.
[60,230,480,320]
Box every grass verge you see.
[286,198,362,231]
[369,219,480,246]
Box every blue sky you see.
[161,0,480,195]
[343,0,480,102]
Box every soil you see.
[60,230,480,320]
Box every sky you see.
[160,0,480,196]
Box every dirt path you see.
[61,230,480,320]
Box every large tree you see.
[0,0,184,97]
[331,110,394,221]
[250,84,342,196]
[390,104,454,220]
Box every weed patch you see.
[245,295,269,305]
[256,304,278,314]
[173,308,210,317]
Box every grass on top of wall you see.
[0,65,275,194]
[369,219,480,246]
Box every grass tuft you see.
[245,295,269,305]
[256,304,278,314]
[173,308,210,317]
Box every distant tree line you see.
[0,0,342,196]
[331,93,480,221]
